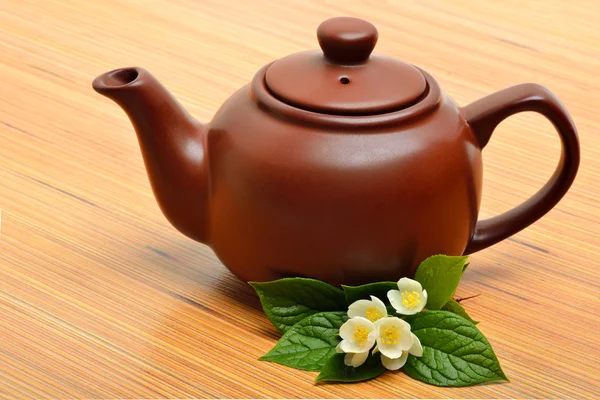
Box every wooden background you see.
[1,0,599,398]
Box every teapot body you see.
[93,17,579,287]
[204,76,482,286]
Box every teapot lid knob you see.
[264,16,428,115]
[317,17,378,63]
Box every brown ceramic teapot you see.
[93,17,580,286]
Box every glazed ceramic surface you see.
[93,17,580,286]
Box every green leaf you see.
[404,311,508,387]
[259,311,348,371]
[453,262,470,297]
[315,353,386,383]
[414,255,469,309]
[249,278,347,333]
[342,282,397,305]
[441,299,479,325]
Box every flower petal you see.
[336,341,345,354]
[372,344,379,355]
[397,277,423,292]
[370,295,388,318]
[344,353,353,366]
[393,303,420,316]
[387,289,403,311]
[344,351,369,368]
[409,334,423,357]
[381,352,409,371]
[397,319,414,350]
[365,330,377,350]
[340,338,369,354]
[347,299,373,319]
[378,343,404,359]
[413,301,426,314]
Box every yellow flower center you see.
[365,306,384,322]
[381,326,401,345]
[402,290,421,309]
[353,325,370,346]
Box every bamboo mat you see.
[1,0,599,398]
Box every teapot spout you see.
[93,67,210,244]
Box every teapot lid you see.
[265,17,427,116]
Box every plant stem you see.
[455,294,481,303]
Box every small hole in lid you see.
[339,77,350,84]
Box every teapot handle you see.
[463,83,580,254]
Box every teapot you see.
[92,17,580,286]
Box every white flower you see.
[373,330,423,370]
[336,317,377,367]
[336,316,377,368]
[374,317,414,359]
[347,295,388,323]
[387,277,428,315]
